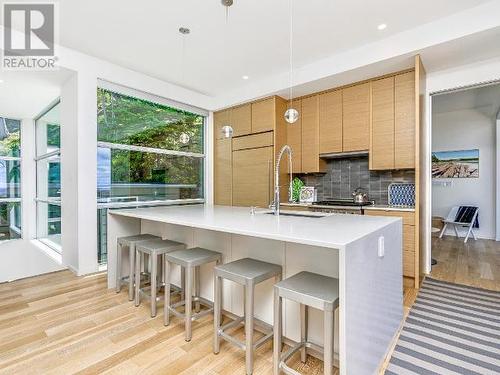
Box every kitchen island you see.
[107,204,403,375]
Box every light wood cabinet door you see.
[370,77,395,170]
[342,82,370,151]
[395,71,416,169]
[231,103,252,137]
[286,99,302,173]
[214,110,231,140]
[319,90,342,154]
[232,146,273,207]
[301,95,325,173]
[251,98,275,133]
[214,138,232,205]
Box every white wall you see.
[0,119,64,283]
[432,109,496,239]
[497,118,500,241]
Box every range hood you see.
[319,150,369,159]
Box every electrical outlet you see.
[378,236,385,258]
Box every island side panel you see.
[106,213,141,289]
[341,220,403,375]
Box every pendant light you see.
[284,0,299,124]
[220,0,234,139]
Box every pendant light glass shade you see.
[221,125,234,139]
[284,108,299,124]
[179,132,190,144]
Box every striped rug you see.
[386,277,500,375]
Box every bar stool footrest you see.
[168,296,214,321]
[280,341,324,375]
[217,316,274,351]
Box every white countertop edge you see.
[109,206,401,250]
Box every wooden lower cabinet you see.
[214,138,232,205]
[232,146,273,207]
[365,209,417,282]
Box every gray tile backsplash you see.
[298,157,414,205]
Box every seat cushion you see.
[214,258,282,285]
[165,247,222,267]
[275,271,339,311]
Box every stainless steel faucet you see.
[270,145,293,215]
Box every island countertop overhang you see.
[109,204,401,249]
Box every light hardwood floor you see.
[0,270,417,375]
[430,235,500,291]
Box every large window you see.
[0,117,21,240]
[35,102,61,251]
[96,86,206,264]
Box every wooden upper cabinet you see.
[370,77,395,170]
[286,99,302,173]
[251,98,275,133]
[301,95,326,173]
[319,90,342,154]
[231,104,251,137]
[214,138,232,205]
[214,110,231,140]
[232,146,273,207]
[342,83,370,152]
[395,71,416,169]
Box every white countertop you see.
[110,204,400,249]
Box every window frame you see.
[0,116,22,239]
[34,99,62,252]
[96,83,208,209]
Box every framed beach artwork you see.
[432,149,479,178]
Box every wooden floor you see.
[0,269,418,375]
[0,270,337,375]
[430,235,500,291]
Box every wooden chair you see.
[439,206,479,243]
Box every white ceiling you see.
[56,0,491,97]
[433,83,500,119]
[0,69,73,119]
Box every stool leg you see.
[128,244,135,301]
[164,259,171,326]
[245,283,254,375]
[134,250,141,306]
[195,266,201,313]
[324,310,334,375]
[300,304,308,363]
[115,243,122,293]
[273,288,282,375]
[181,267,186,301]
[213,274,222,354]
[150,254,158,317]
[185,265,193,341]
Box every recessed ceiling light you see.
[242,75,249,80]
[377,23,387,30]
[0,79,3,83]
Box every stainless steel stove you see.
[310,199,374,215]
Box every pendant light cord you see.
[288,0,293,109]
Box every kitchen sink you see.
[263,211,326,219]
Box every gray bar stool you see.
[213,258,282,375]
[164,247,222,341]
[273,271,339,375]
[116,234,159,300]
[134,238,186,317]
